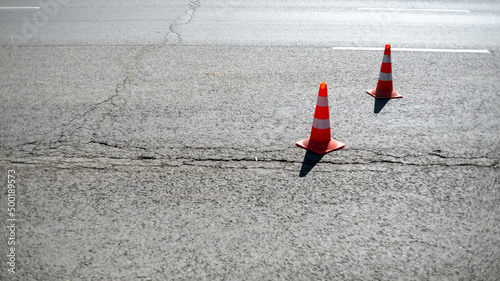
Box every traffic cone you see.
[296,82,345,154]
[366,44,402,99]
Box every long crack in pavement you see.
[53,0,202,146]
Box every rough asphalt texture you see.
[1,1,500,280]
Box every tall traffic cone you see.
[296,82,345,154]
[366,44,402,99]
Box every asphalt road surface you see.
[1,0,499,280]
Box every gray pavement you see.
[1,0,499,280]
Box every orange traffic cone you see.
[296,82,345,154]
[366,44,402,99]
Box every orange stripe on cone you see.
[296,82,345,154]
[366,44,402,99]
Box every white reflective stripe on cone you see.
[382,54,391,63]
[312,118,330,129]
[316,96,329,107]
[378,72,392,81]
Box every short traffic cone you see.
[366,44,402,99]
[296,82,345,154]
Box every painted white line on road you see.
[0,7,41,10]
[358,8,470,13]
[332,47,491,54]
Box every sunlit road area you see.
[1,0,499,279]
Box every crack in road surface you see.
[4,152,499,171]
[167,0,201,44]
[54,0,202,145]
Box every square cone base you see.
[296,137,345,155]
[366,89,402,99]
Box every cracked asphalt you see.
[1,0,500,280]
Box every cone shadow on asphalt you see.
[299,150,324,177]
[374,98,390,113]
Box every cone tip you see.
[320,82,327,89]
[385,44,391,55]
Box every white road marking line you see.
[331,47,491,54]
[0,7,41,10]
[358,8,470,13]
